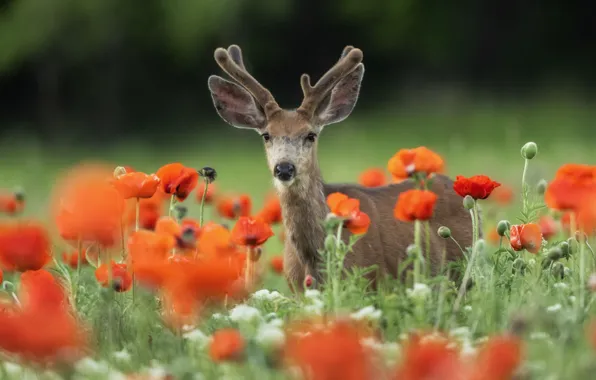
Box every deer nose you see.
[274,162,295,181]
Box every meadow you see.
[0,97,595,379]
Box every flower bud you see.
[513,258,526,271]
[536,179,547,195]
[497,220,510,237]
[551,262,564,279]
[2,281,15,293]
[199,167,217,183]
[541,258,552,269]
[567,237,578,254]
[564,266,571,277]
[250,247,262,262]
[175,205,188,220]
[521,142,538,160]
[113,166,127,178]
[304,275,314,289]
[324,235,336,253]
[547,247,563,261]
[575,231,588,242]
[463,195,475,210]
[13,187,25,202]
[474,239,486,253]
[406,244,419,258]
[559,241,570,257]
[437,226,451,239]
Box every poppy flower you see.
[195,182,217,204]
[284,320,374,380]
[576,196,596,236]
[216,194,252,219]
[469,335,523,380]
[209,328,245,362]
[394,333,463,380]
[270,255,284,274]
[62,249,88,269]
[230,217,274,247]
[387,146,444,182]
[19,269,68,312]
[156,163,199,201]
[255,194,282,224]
[95,262,133,292]
[0,222,51,272]
[538,215,559,240]
[394,189,437,222]
[453,175,501,200]
[509,223,543,254]
[358,168,387,188]
[491,185,514,205]
[326,193,371,235]
[544,163,596,211]
[52,163,125,247]
[112,171,160,199]
[0,191,24,215]
[125,189,166,231]
[128,229,176,267]
[197,222,238,257]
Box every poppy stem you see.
[521,158,529,215]
[424,221,431,278]
[245,247,253,290]
[75,238,82,304]
[450,236,480,328]
[135,197,140,232]
[579,227,586,316]
[473,202,480,245]
[199,180,209,228]
[333,222,343,315]
[169,194,175,218]
[414,220,422,284]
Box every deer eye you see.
[305,132,317,143]
[261,132,271,142]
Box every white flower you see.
[460,340,477,359]
[304,297,324,315]
[3,362,23,377]
[183,329,211,347]
[256,323,286,348]
[406,283,431,302]
[546,303,562,313]
[229,304,262,324]
[570,295,577,303]
[528,258,536,267]
[252,289,286,302]
[553,282,568,290]
[361,337,384,351]
[268,318,284,328]
[304,289,322,299]
[112,348,131,362]
[211,312,227,321]
[530,332,550,340]
[463,305,473,312]
[450,326,471,342]
[350,305,382,321]
[74,357,109,375]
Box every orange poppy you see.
[270,255,284,274]
[255,194,283,224]
[95,262,132,292]
[394,189,437,222]
[52,163,125,247]
[491,184,514,205]
[0,222,51,272]
[487,228,501,245]
[19,269,68,313]
[326,193,371,235]
[216,194,252,219]
[195,182,217,204]
[538,215,559,240]
[128,230,175,267]
[230,216,274,247]
[112,171,160,199]
[284,319,374,380]
[469,335,523,380]
[576,196,596,236]
[0,192,24,215]
[387,146,444,182]
[544,163,596,211]
[209,328,245,362]
[197,222,238,257]
[62,249,88,269]
[510,223,543,254]
[358,168,387,188]
[453,175,501,200]
[156,163,199,201]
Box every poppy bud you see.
[513,258,526,271]
[463,195,475,210]
[575,231,588,242]
[406,244,419,258]
[113,166,127,177]
[175,205,188,220]
[547,247,563,261]
[567,237,577,254]
[304,275,314,289]
[13,187,25,202]
[324,235,336,253]
[474,239,486,253]
[437,226,451,239]
[536,179,547,195]
[199,167,217,183]
[497,220,510,236]
[588,273,596,292]
[541,258,552,269]
[551,262,564,279]
[559,241,570,257]
[521,142,538,160]
[250,247,262,262]
[2,281,15,293]
[563,266,571,277]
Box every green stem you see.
[579,232,586,317]
[135,197,140,232]
[74,239,82,304]
[168,194,175,218]
[199,181,209,227]
[521,158,529,215]
[425,221,431,277]
[333,223,343,315]
[473,202,479,245]
[414,220,422,284]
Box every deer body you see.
[208,45,474,292]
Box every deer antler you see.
[214,45,281,118]
[297,46,363,118]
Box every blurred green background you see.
[0,0,594,216]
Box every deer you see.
[207,44,475,292]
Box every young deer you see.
[208,45,475,292]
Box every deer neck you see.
[277,167,328,279]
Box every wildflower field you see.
[0,105,595,380]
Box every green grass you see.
[0,99,596,379]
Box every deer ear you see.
[208,75,266,130]
[313,63,364,129]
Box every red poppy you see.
[230,217,274,247]
[491,185,514,205]
[387,147,444,182]
[62,249,88,269]
[394,189,437,222]
[156,163,199,201]
[544,163,596,211]
[95,262,133,292]
[576,196,596,236]
[0,192,24,215]
[538,215,559,240]
[510,223,543,254]
[195,182,217,204]
[216,194,252,219]
[469,335,523,380]
[112,171,160,199]
[209,329,245,362]
[453,175,501,200]
[0,222,51,272]
[270,255,284,274]
[327,193,371,235]
[255,194,282,224]
[358,168,387,188]
[19,269,68,313]
[198,222,238,257]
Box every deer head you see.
[208,45,365,191]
